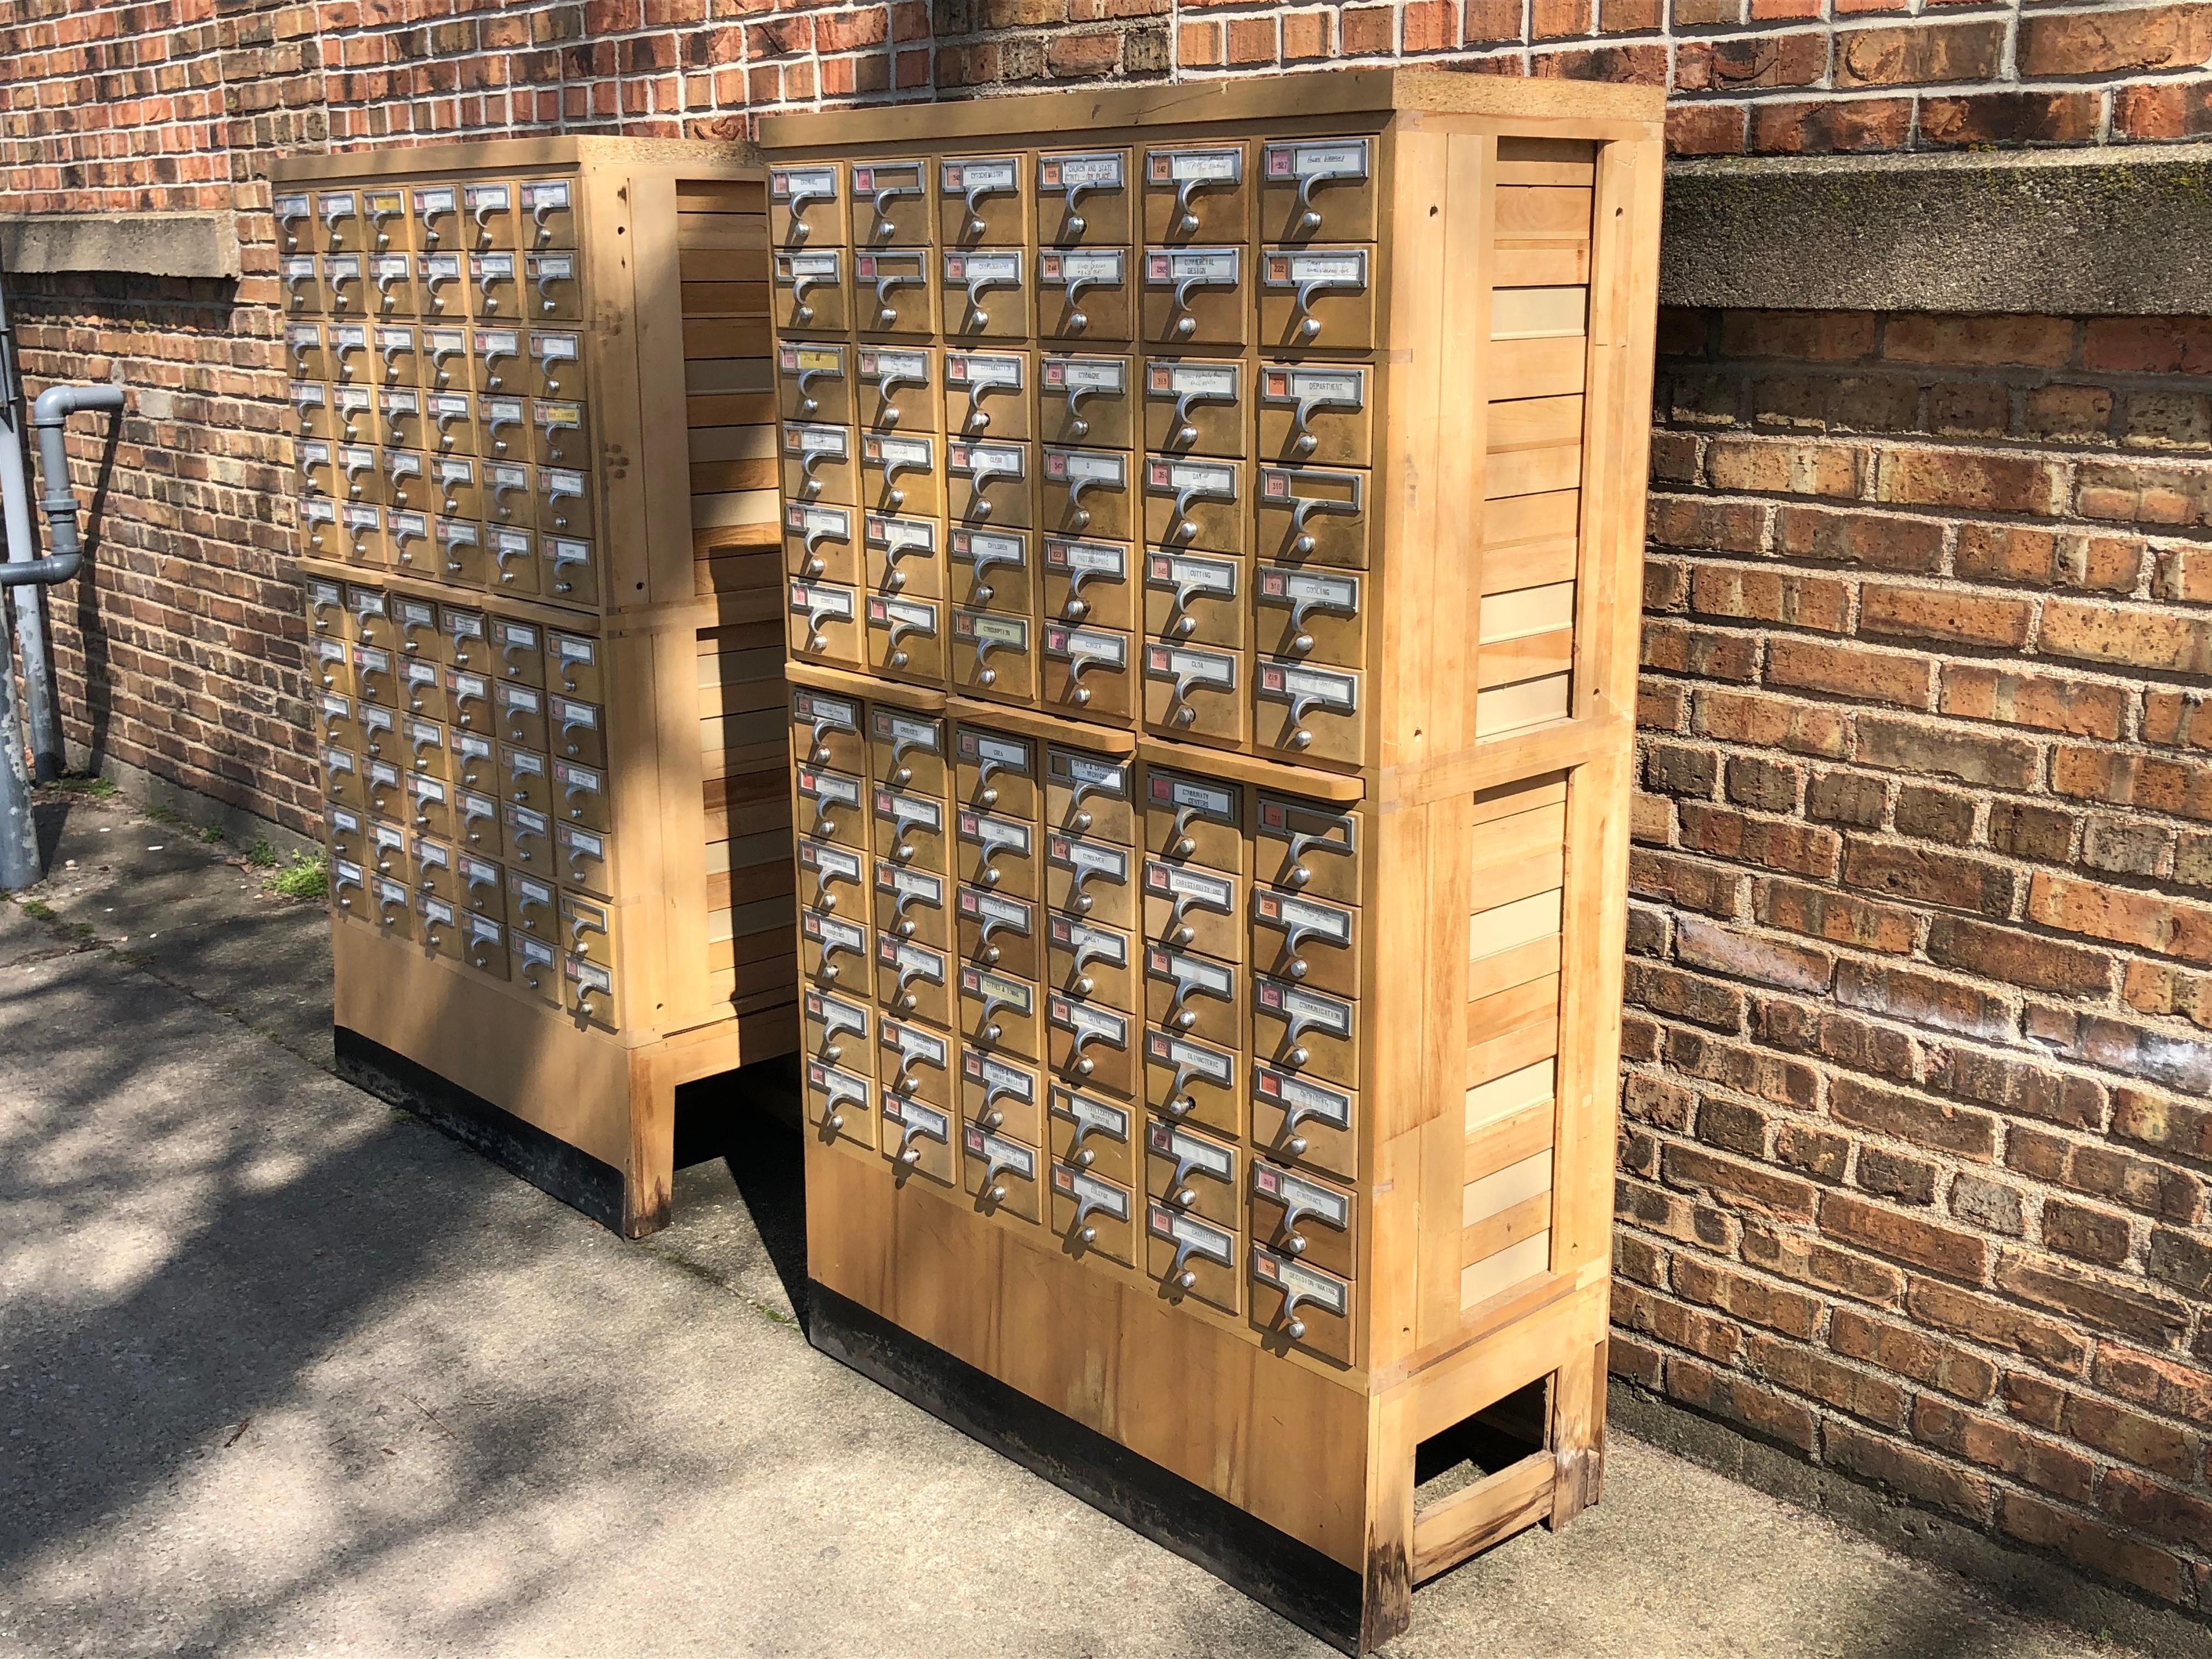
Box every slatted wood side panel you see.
[683,177,794,1021]
[1460,771,1566,1308]
[1472,138,1596,740]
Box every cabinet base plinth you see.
[337,1024,629,1232]
[806,1280,1366,1655]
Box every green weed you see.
[20,899,55,921]
[244,839,279,868]
[267,850,329,901]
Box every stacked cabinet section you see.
[277,136,796,1239]
[765,71,1662,1654]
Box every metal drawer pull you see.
[871,270,922,328]
[1286,489,1359,557]
[1290,269,1364,341]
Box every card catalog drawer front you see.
[861,433,943,520]
[1258,362,1374,467]
[559,891,617,970]
[794,764,867,850]
[525,251,582,321]
[958,885,1042,983]
[873,858,950,951]
[802,908,870,990]
[793,684,865,774]
[489,528,541,599]
[1142,766,1243,873]
[874,785,949,874]
[544,535,599,606]
[806,988,875,1075]
[1260,246,1376,351]
[1255,1070,1362,1188]
[865,592,945,684]
[856,344,939,434]
[883,1093,957,1187]
[1049,994,1138,1101]
[877,935,952,1028]
[473,328,527,398]
[463,181,520,253]
[505,803,554,873]
[1249,1158,1358,1278]
[954,724,1039,819]
[286,321,331,381]
[370,874,415,940]
[950,608,1037,702]
[1045,913,1136,1009]
[505,869,558,946]
[454,785,502,857]
[1251,1248,1355,1364]
[1052,1164,1137,1266]
[779,342,852,426]
[1050,1085,1136,1188]
[788,579,862,670]
[1254,563,1365,669]
[558,821,612,896]
[1037,249,1131,343]
[510,934,560,1004]
[1143,359,1246,459]
[352,645,396,707]
[1148,1205,1241,1314]
[956,806,1036,900]
[362,758,405,819]
[431,457,481,521]
[386,510,434,577]
[482,461,536,535]
[958,963,1042,1063]
[275,193,317,257]
[807,1061,875,1152]
[321,745,363,808]
[783,422,858,507]
[878,1013,952,1104]
[1048,746,1133,845]
[1043,622,1136,723]
[961,1048,1044,1146]
[1260,137,1378,243]
[1253,977,1360,1092]
[1146,1118,1240,1228]
[408,774,455,841]
[869,705,949,797]
[565,756,620,832]
[1047,832,1135,931]
[1143,455,1245,557]
[850,159,932,248]
[1252,795,1364,909]
[857,250,936,338]
[948,439,1031,529]
[527,331,584,401]
[939,155,1028,248]
[1141,247,1247,348]
[1256,657,1365,769]
[779,250,853,334]
[1144,945,1244,1051]
[944,351,1030,442]
[417,894,464,960]
[1144,1024,1239,1139]
[471,252,521,323]
[787,500,860,585]
[464,914,509,978]
[771,163,847,249]
[1143,145,1249,245]
[1256,465,1370,568]
[550,695,606,769]
[949,526,1033,615]
[963,1124,1042,1225]
[1041,447,1132,542]
[526,178,580,251]
[495,681,548,751]
[1038,150,1132,247]
[1142,857,1245,964]
[1144,641,1246,747]
[320,253,365,317]
[1042,536,1135,633]
[1039,353,1134,449]
[1144,550,1245,651]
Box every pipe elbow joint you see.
[30,383,125,430]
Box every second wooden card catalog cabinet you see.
[765,71,1664,1651]
[278,134,797,1237]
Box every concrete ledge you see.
[1610,1382,2211,1655]
[1,212,240,280]
[1662,144,2212,317]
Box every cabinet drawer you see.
[1141,247,1246,348]
[1260,245,1376,351]
[1052,1164,1137,1267]
[855,250,934,336]
[868,704,949,797]
[955,806,1036,900]
[557,821,611,895]
[1143,359,1246,458]
[864,510,942,600]
[1143,945,1244,1051]
[947,438,1032,529]
[1257,362,1374,467]
[1253,977,1360,1092]
[939,154,1029,247]
[1143,455,1245,556]
[1146,1118,1240,1228]
[1142,766,1243,872]
[1049,1085,1137,1188]
[856,344,939,434]
[1042,536,1135,633]
[1047,746,1134,844]
[963,1124,1042,1225]
[771,163,846,249]
[873,858,950,950]
[464,913,508,978]
[1255,464,1370,568]
[942,249,1028,341]
[1260,137,1378,242]
[961,1048,1043,1146]
[944,350,1030,442]
[1253,563,1365,668]
[1144,550,1244,650]
[950,608,1037,702]
[1038,149,1132,247]
[1255,657,1365,769]
[1252,794,1364,908]
[876,935,952,1028]
[1147,1204,1240,1314]
[798,835,867,915]
[778,342,853,426]
[878,1013,952,1103]
[800,907,869,990]
[1046,832,1135,930]
[1044,913,1136,1009]
[873,785,949,874]
[958,963,1042,1063]
[949,526,1033,615]
[1041,447,1133,542]
[1144,640,1245,746]
[786,500,860,585]
[865,592,945,683]
[794,764,866,848]
[1249,1159,1357,1279]
[1142,857,1244,963]
[1142,144,1249,244]
[782,422,858,507]
[792,684,866,774]
[1039,354,1135,449]
[777,250,850,334]
[954,725,1039,819]
[1251,1248,1355,1364]
[807,1060,874,1152]
[883,1093,958,1188]
[851,159,932,248]
[1037,249,1132,343]
[1143,1025,1240,1139]
[860,432,943,518]
[788,578,862,669]
[957,885,1041,983]
[1043,622,1136,722]
[1251,887,1361,998]
[1048,991,1138,1100]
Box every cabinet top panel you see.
[759,69,1662,153]
[273,134,761,185]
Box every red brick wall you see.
[4,0,2212,1619]
[1629,308,2212,1611]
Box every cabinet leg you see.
[1547,1335,1607,1530]
[1359,1391,1416,1652]
[623,1047,676,1239]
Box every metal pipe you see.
[7,383,125,588]
[0,596,34,890]
[0,234,61,779]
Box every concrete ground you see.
[0,785,2186,1658]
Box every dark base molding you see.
[335,1024,626,1233]
[806,1281,1366,1655]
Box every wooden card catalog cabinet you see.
[278,135,798,1238]
[765,71,1661,1651]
